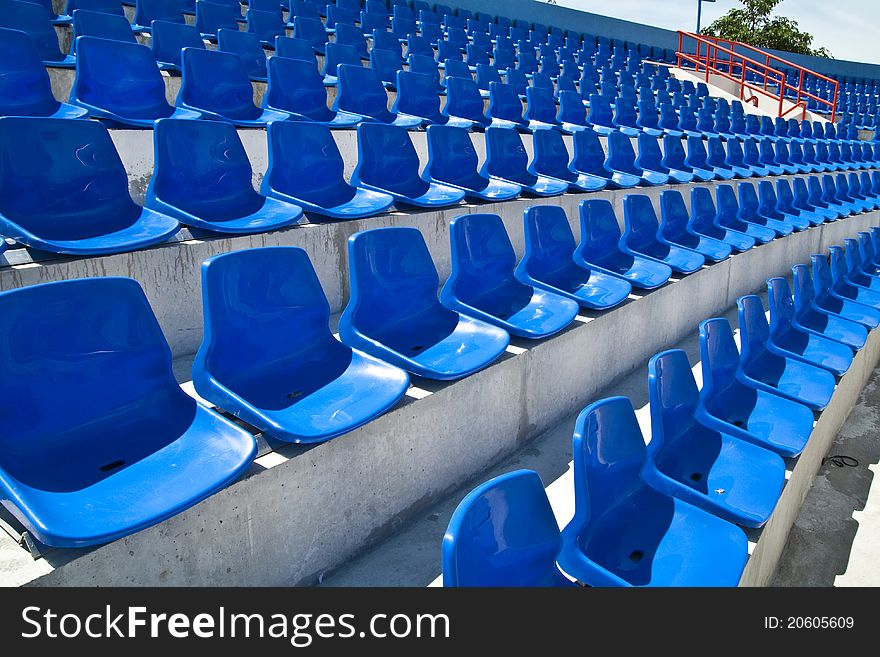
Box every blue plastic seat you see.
[843,237,880,294]
[659,190,731,262]
[194,0,240,39]
[441,213,579,338]
[680,135,717,182]
[805,175,845,220]
[635,99,663,137]
[776,178,823,226]
[340,227,509,380]
[586,93,615,136]
[262,56,359,127]
[369,45,403,88]
[837,173,874,212]
[622,195,705,273]
[824,246,880,322]
[557,396,748,587]
[724,137,757,178]
[556,90,589,133]
[644,349,786,528]
[0,277,256,548]
[292,15,327,53]
[741,137,772,176]
[352,122,465,208]
[771,274,858,374]
[442,75,491,129]
[487,81,529,131]
[423,125,521,202]
[737,181,793,236]
[570,128,640,189]
[392,69,471,128]
[332,63,422,127]
[481,126,569,196]
[524,86,561,131]
[145,119,303,234]
[408,53,441,92]
[820,174,855,216]
[151,19,204,71]
[370,27,402,61]
[246,8,284,45]
[0,0,75,66]
[657,102,684,138]
[854,172,880,210]
[194,247,408,443]
[697,318,813,457]
[0,27,87,118]
[217,28,267,82]
[635,133,693,183]
[70,9,136,54]
[443,470,575,587]
[0,117,180,254]
[758,180,810,231]
[63,0,124,16]
[19,0,71,24]
[516,205,632,309]
[737,294,836,411]
[576,199,672,289]
[688,187,755,252]
[261,120,393,219]
[322,42,363,85]
[132,0,183,31]
[606,131,668,186]
[529,127,606,192]
[177,47,289,126]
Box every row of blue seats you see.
[7,184,879,548]
[3,110,878,255]
[442,227,880,586]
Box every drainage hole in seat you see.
[689,472,702,482]
[628,550,644,563]
[411,345,424,352]
[732,419,744,427]
[99,460,125,473]
[287,390,304,399]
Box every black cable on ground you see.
[822,454,860,468]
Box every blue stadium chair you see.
[63,0,124,17]
[859,172,880,207]
[786,140,813,174]
[393,69,471,127]
[556,90,589,133]
[635,133,693,184]
[806,252,878,332]
[676,106,702,139]
[132,0,184,31]
[262,56,359,127]
[800,141,825,173]
[0,0,75,66]
[340,227,509,380]
[557,396,748,587]
[712,107,736,141]
[811,175,848,219]
[524,86,561,131]
[0,27,87,118]
[822,174,857,215]
[151,19,204,71]
[407,53,442,92]
[826,246,880,317]
[441,214,579,339]
[178,0,195,14]
[705,137,743,179]
[793,176,837,222]
[715,184,776,244]
[322,42,362,85]
[844,237,880,293]
[442,58,471,85]
[774,273,861,370]
[697,318,812,458]
[487,81,529,131]
[404,33,432,58]
[352,122,465,207]
[660,135,705,182]
[177,47,289,125]
[475,62,501,97]
[0,277,256,548]
[644,349,786,528]
[688,187,755,252]
[18,0,71,24]
[635,99,663,137]
[325,3,357,32]
[516,205,632,309]
[370,46,403,88]
[145,119,303,233]
[611,97,640,138]
[442,75,490,128]
[607,131,668,186]
[658,190,731,262]
[758,180,810,231]
[70,37,203,127]
[70,9,135,55]
[737,182,794,237]
[682,136,718,182]
[737,294,837,411]
[771,140,800,175]
[571,129,640,189]
[217,28,267,82]
[333,64,422,127]
[586,93,615,136]
[246,8,285,45]
[481,126,568,196]
[0,117,180,254]
[194,247,408,443]
[776,179,823,226]
[837,173,874,212]
[622,194,705,273]
[576,199,672,289]
[657,102,684,138]
[292,14,327,53]
[529,127,606,192]
[423,125,521,202]
[859,231,880,273]
[814,141,835,173]
[334,23,368,59]
[443,470,576,587]
[262,120,393,218]
[194,0,240,39]
[504,67,529,98]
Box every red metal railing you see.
[675,31,838,122]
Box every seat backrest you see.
[577,198,623,262]
[70,36,173,119]
[531,127,571,177]
[715,184,740,222]
[558,90,586,126]
[606,130,639,174]
[767,275,799,337]
[758,180,780,215]
[64,0,124,16]
[345,226,443,334]
[217,28,267,79]
[659,189,689,239]
[737,181,760,214]
[775,140,792,165]
[808,175,826,206]
[737,293,770,363]
[822,174,839,202]
[264,54,328,115]
[522,205,577,276]
[247,8,285,43]
[149,118,261,219]
[323,41,361,77]
[151,19,204,68]
[483,125,529,178]
[647,349,700,449]
[292,15,327,51]
[370,46,402,85]
[136,0,183,25]
[571,128,610,176]
[195,0,240,36]
[446,213,520,297]
[488,81,525,123]
[443,75,486,121]
[0,0,66,61]
[775,179,796,213]
[525,86,557,124]
[442,469,566,587]
[335,63,390,117]
[443,58,470,82]
[71,9,136,53]
[199,246,334,382]
[393,69,440,121]
[587,93,613,127]
[0,27,59,116]
[623,194,661,251]
[698,317,741,401]
[370,27,401,58]
[425,124,479,187]
[636,133,664,171]
[0,277,179,451]
[828,245,849,288]
[353,122,423,192]
[689,186,717,233]
[758,138,778,166]
[408,53,439,87]
[661,134,687,170]
[179,47,258,119]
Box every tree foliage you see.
[701,0,831,58]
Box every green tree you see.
[702,0,831,58]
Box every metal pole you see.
[696,0,703,32]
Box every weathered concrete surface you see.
[2,211,876,587]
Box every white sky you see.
[554,0,878,64]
